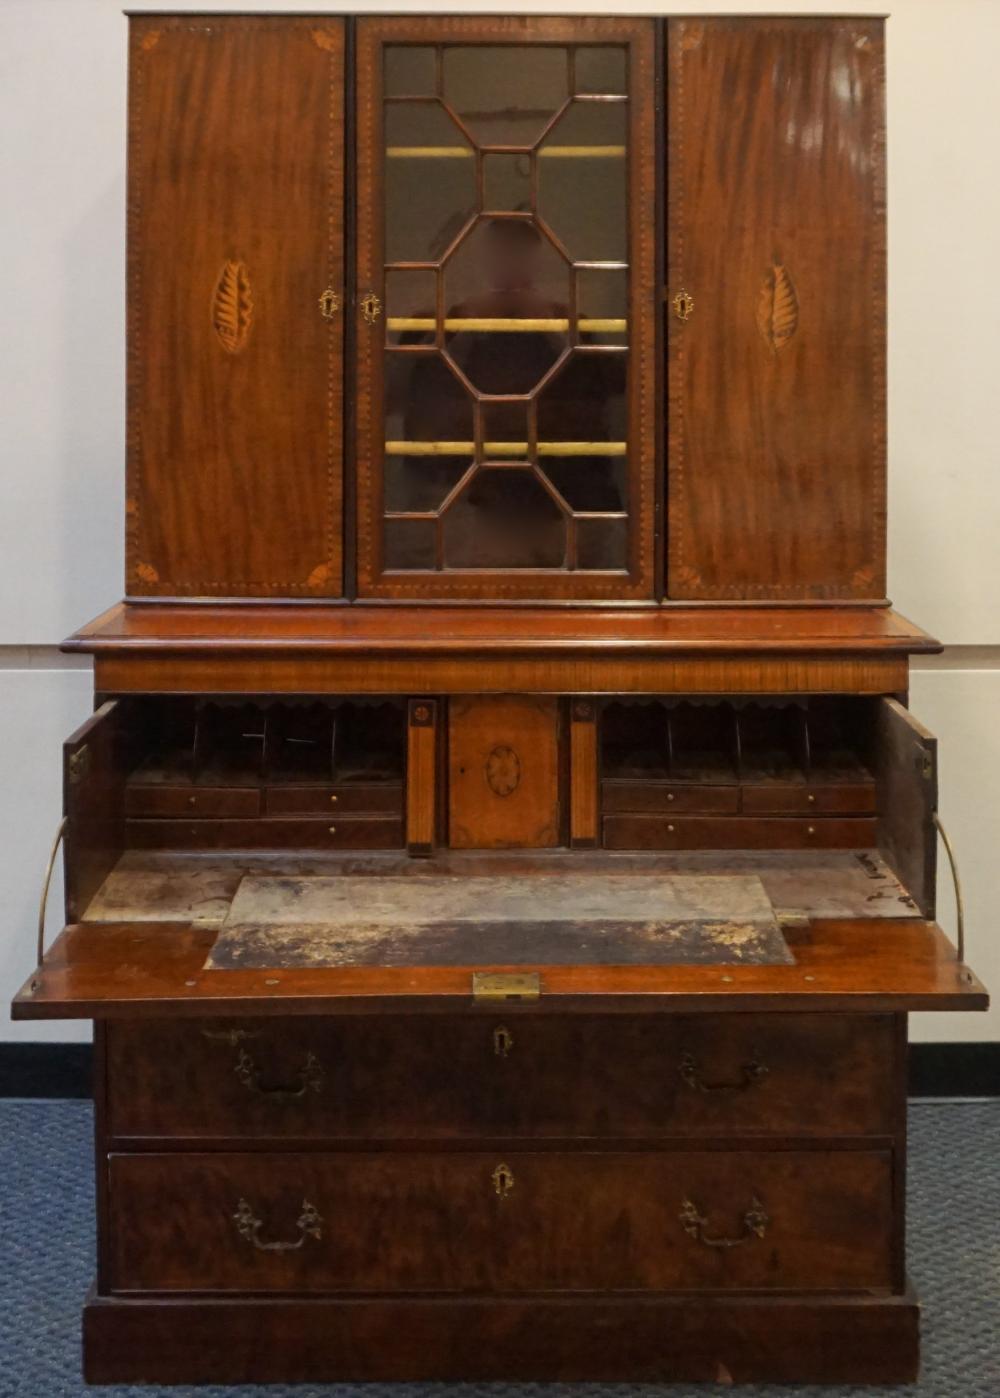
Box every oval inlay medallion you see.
[485,745,521,798]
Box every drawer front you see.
[265,784,402,816]
[603,815,877,851]
[108,1149,893,1295]
[602,781,739,815]
[124,786,261,818]
[124,816,404,851]
[105,1013,895,1141]
[742,784,876,816]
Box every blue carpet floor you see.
[0,1100,997,1397]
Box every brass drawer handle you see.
[680,1195,768,1250]
[493,1025,514,1059]
[234,1048,324,1100]
[233,1198,322,1252]
[679,1049,768,1094]
[492,1162,515,1199]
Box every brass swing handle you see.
[680,1195,769,1250]
[233,1197,322,1252]
[234,1048,325,1100]
[679,1050,768,1094]
[36,816,68,969]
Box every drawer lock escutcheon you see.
[492,1163,515,1199]
[679,1050,768,1094]
[679,1195,769,1250]
[493,1025,514,1059]
[233,1198,322,1252]
[234,1048,325,1100]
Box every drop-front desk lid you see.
[13,853,986,1019]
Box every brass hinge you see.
[67,745,90,784]
[472,971,541,1002]
[921,749,934,780]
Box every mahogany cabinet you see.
[13,11,987,1388]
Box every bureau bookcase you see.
[13,13,987,1386]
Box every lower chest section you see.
[98,1010,904,1298]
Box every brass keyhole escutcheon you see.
[493,1025,514,1059]
[492,1162,515,1199]
[318,288,341,319]
[360,290,382,325]
[672,289,694,322]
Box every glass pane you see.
[483,153,532,213]
[384,455,471,514]
[538,101,627,261]
[386,269,437,346]
[384,350,473,450]
[379,40,633,580]
[443,468,566,569]
[385,102,475,263]
[384,46,437,98]
[443,219,570,395]
[573,47,627,97]
[578,266,628,346]
[482,400,529,460]
[384,517,437,570]
[576,516,628,570]
[442,46,568,145]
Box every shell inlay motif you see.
[756,264,799,353]
[212,260,254,354]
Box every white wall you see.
[1,0,999,1042]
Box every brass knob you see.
[318,288,341,319]
[330,794,338,804]
[360,290,382,325]
[328,825,337,835]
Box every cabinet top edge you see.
[62,601,940,657]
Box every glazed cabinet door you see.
[126,17,345,598]
[355,17,657,600]
[666,18,886,600]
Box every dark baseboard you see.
[1,1041,998,1101]
[0,1043,93,1098]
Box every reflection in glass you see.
[384,46,437,98]
[577,266,628,345]
[538,101,627,262]
[442,46,568,145]
[444,220,570,395]
[444,468,566,569]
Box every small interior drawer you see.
[124,817,404,851]
[602,781,739,815]
[107,1147,893,1296]
[603,815,878,851]
[741,784,876,816]
[265,784,402,816]
[124,786,261,819]
[104,1013,895,1142]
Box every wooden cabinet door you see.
[666,18,886,600]
[126,17,345,598]
[355,16,657,600]
[448,696,561,848]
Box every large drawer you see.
[104,1013,896,1141]
[107,1148,894,1295]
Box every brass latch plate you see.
[472,971,541,1002]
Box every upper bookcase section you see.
[124,14,886,605]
